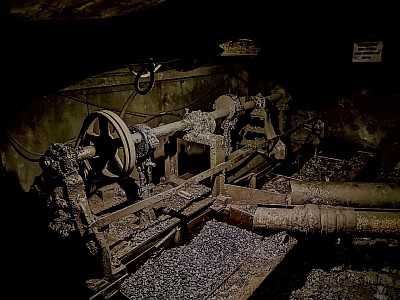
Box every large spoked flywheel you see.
[75,110,136,178]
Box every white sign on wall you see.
[352,41,383,63]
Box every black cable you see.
[84,86,137,94]
[59,70,250,118]
[6,129,42,162]
[57,92,151,117]
[119,89,138,119]
[85,94,90,115]
[57,74,229,117]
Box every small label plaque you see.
[352,41,383,63]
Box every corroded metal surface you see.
[128,124,159,162]
[253,204,400,237]
[254,205,357,234]
[289,181,400,208]
[40,143,88,236]
[213,94,243,155]
[40,142,115,283]
[219,39,262,56]
[356,211,400,236]
[223,183,286,205]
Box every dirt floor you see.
[272,237,400,300]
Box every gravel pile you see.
[332,151,374,180]
[261,175,292,194]
[261,156,345,194]
[209,231,296,300]
[376,166,400,184]
[289,266,400,300]
[296,155,345,181]
[107,215,140,240]
[261,154,365,193]
[120,220,266,300]
[126,215,179,249]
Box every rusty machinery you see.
[37,87,400,299]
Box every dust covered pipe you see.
[289,181,400,208]
[134,97,256,142]
[253,204,400,237]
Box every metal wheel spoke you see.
[85,132,100,145]
[110,137,123,151]
[98,116,111,138]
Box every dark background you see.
[2,1,399,127]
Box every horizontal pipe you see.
[253,204,400,237]
[151,101,257,139]
[224,183,287,205]
[266,93,283,102]
[356,210,400,236]
[243,100,256,110]
[151,120,188,138]
[289,181,400,208]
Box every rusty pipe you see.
[149,100,256,140]
[129,107,235,142]
[289,181,400,208]
[266,93,283,102]
[253,204,400,237]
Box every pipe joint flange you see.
[250,93,266,108]
[213,94,244,114]
[129,124,159,162]
[183,110,216,135]
[230,94,244,113]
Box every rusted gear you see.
[39,143,89,237]
[136,157,156,199]
[40,143,80,177]
[128,123,159,162]
[183,110,216,137]
[75,110,136,179]
[251,93,266,108]
[213,94,244,112]
[128,123,158,199]
[214,94,244,155]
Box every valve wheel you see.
[75,110,136,178]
